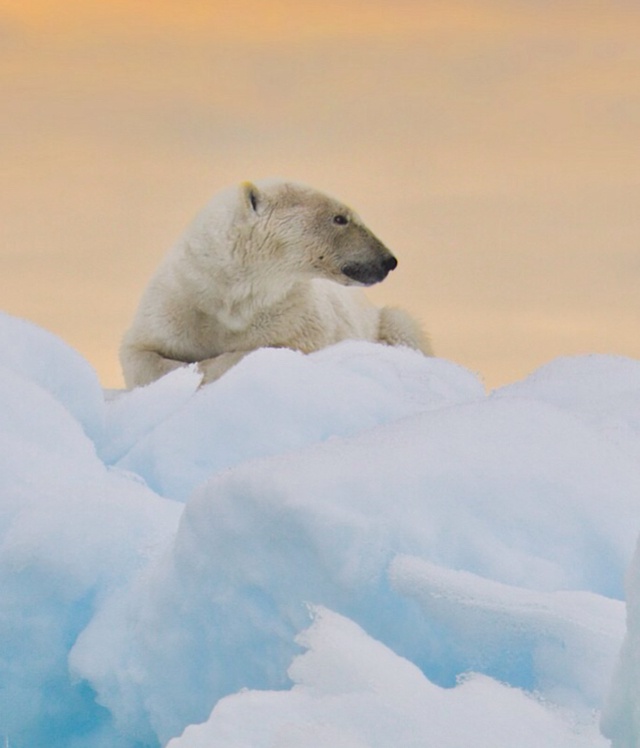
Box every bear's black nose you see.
[341,253,398,286]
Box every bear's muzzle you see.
[341,253,398,286]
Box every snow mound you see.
[1,312,639,748]
[167,607,607,748]
[0,311,104,442]
[110,342,482,501]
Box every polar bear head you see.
[191,180,398,287]
[240,180,397,286]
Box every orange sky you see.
[1,1,639,388]
[0,1,550,41]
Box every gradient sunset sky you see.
[1,0,639,388]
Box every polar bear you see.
[120,179,432,388]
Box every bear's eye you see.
[333,214,349,226]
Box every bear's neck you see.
[196,263,305,333]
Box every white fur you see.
[121,180,431,387]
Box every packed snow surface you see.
[1,311,639,747]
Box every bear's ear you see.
[241,182,261,214]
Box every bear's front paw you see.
[197,351,248,384]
